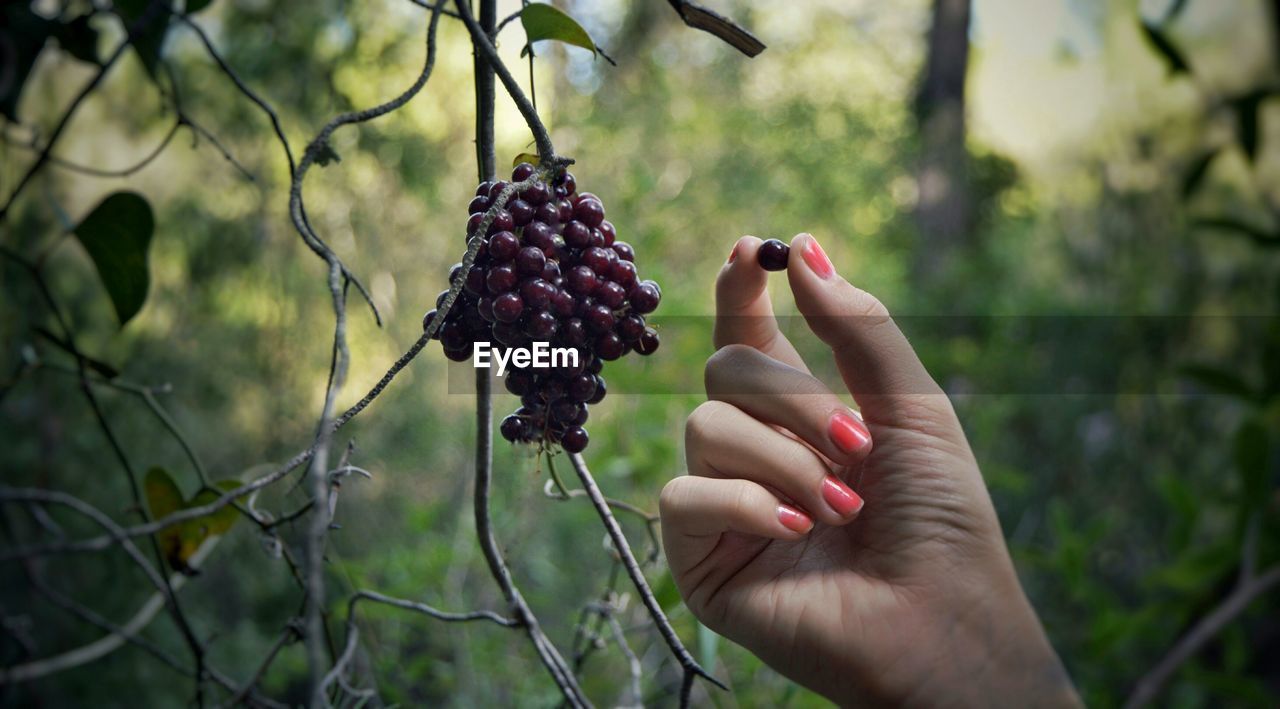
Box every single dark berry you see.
[422,309,439,336]
[609,260,637,288]
[558,171,577,194]
[586,375,606,403]
[524,310,558,340]
[585,303,615,332]
[520,278,554,309]
[523,181,552,205]
[596,280,627,309]
[568,373,597,402]
[560,426,589,453]
[509,199,534,227]
[611,241,635,262]
[500,414,527,442]
[556,199,574,223]
[464,267,487,297]
[488,231,520,261]
[468,196,491,214]
[535,202,560,225]
[493,321,526,347]
[599,220,616,246]
[597,332,625,360]
[512,162,536,182]
[505,369,533,396]
[566,266,598,295]
[486,264,518,294]
[488,181,511,199]
[443,343,473,362]
[515,246,546,276]
[488,209,514,234]
[636,328,660,355]
[630,281,661,314]
[492,292,524,323]
[476,296,495,323]
[563,220,591,249]
[466,212,485,237]
[476,181,494,197]
[523,220,555,251]
[617,314,645,342]
[541,260,561,283]
[550,288,576,318]
[561,318,588,346]
[582,247,612,274]
[758,239,790,271]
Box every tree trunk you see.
[913,0,972,283]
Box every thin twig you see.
[7,120,181,178]
[568,453,724,705]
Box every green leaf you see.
[697,621,720,674]
[144,467,184,519]
[1139,20,1190,76]
[113,0,171,80]
[1181,148,1217,198]
[1179,364,1256,401]
[72,192,154,327]
[0,4,55,121]
[520,4,603,59]
[187,480,244,537]
[54,13,100,65]
[512,152,540,168]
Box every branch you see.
[665,0,766,57]
[6,120,181,178]
[568,453,725,705]
[453,0,571,168]
[1125,564,1280,707]
[0,37,130,221]
[0,537,219,684]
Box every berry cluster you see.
[423,162,661,453]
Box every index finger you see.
[714,236,808,372]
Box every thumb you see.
[784,233,953,431]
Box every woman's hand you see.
[660,234,1080,707]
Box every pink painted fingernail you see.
[822,476,864,518]
[777,504,814,533]
[728,242,739,263]
[801,234,834,280]
[829,411,871,454]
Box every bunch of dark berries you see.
[422,162,661,454]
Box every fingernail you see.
[829,410,871,454]
[777,504,814,533]
[727,242,739,263]
[801,234,834,280]
[822,476,864,518]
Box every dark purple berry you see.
[617,314,645,342]
[585,303,615,332]
[558,171,577,194]
[610,260,637,288]
[512,162,536,182]
[515,246,546,276]
[488,209,514,234]
[422,309,439,336]
[523,221,555,250]
[505,369,533,396]
[464,267,487,296]
[468,196,491,214]
[568,373,597,402]
[596,281,627,309]
[476,181,494,197]
[492,292,524,323]
[582,247,612,274]
[520,278,554,309]
[563,221,591,249]
[636,328,660,355]
[567,266,598,296]
[612,241,635,262]
[486,264,518,294]
[561,318,587,346]
[758,239,790,271]
[488,231,520,261]
[467,212,485,237]
[522,181,552,205]
[509,199,534,227]
[597,332,625,360]
[488,181,511,199]
[630,281,660,314]
[500,415,527,442]
[560,426,589,453]
[551,289,576,318]
[541,260,561,283]
[556,199,574,223]
[535,202,560,225]
[524,310,558,340]
[599,220,616,246]
[477,296,495,323]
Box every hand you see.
[660,234,1080,707]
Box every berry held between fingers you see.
[757,238,790,271]
[425,162,662,453]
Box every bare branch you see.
[1125,563,1280,706]
[665,0,766,57]
[568,453,725,704]
[5,120,181,178]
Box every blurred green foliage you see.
[1,0,1278,707]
